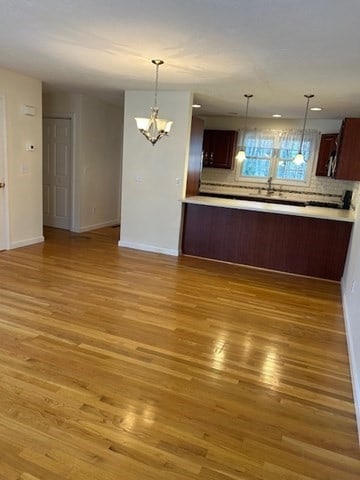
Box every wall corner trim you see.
[341,279,360,445]
[118,240,179,257]
[10,235,44,250]
[75,220,120,233]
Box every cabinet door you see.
[335,118,360,180]
[202,130,238,169]
[316,133,338,177]
[202,130,213,167]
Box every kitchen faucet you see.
[267,176,274,195]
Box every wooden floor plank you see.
[0,226,359,479]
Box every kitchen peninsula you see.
[181,196,355,281]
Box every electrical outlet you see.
[351,280,356,293]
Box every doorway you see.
[43,117,72,230]
[0,96,8,251]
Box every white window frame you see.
[235,129,319,187]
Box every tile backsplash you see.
[200,167,359,209]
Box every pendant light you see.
[236,94,253,162]
[293,94,314,165]
[135,59,173,146]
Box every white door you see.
[0,97,8,251]
[43,117,71,229]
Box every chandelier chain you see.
[154,63,159,109]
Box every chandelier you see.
[135,59,173,146]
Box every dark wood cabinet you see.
[334,118,360,180]
[182,203,353,281]
[186,117,204,197]
[316,118,360,180]
[202,130,238,169]
[316,133,338,177]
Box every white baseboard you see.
[118,240,179,257]
[10,235,44,249]
[73,220,119,233]
[341,280,360,444]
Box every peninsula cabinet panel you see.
[182,204,352,280]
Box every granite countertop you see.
[183,195,356,223]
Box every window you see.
[237,129,318,184]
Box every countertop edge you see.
[182,196,355,223]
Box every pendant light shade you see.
[236,150,246,162]
[293,94,314,165]
[135,59,173,146]
[236,94,253,162]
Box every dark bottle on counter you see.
[342,190,352,210]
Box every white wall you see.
[0,67,43,249]
[342,198,360,441]
[120,90,193,255]
[0,97,7,250]
[43,93,123,232]
[79,95,123,232]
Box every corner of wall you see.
[10,235,44,250]
[341,280,360,445]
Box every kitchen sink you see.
[241,196,306,206]
[200,193,342,209]
[201,192,306,207]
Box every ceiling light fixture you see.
[310,107,322,111]
[293,94,314,166]
[236,94,253,162]
[192,104,201,108]
[272,114,282,118]
[135,59,173,146]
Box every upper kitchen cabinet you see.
[316,133,338,177]
[202,129,238,169]
[317,118,360,180]
[335,118,360,180]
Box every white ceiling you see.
[1,0,360,119]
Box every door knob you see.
[0,182,5,188]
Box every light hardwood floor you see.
[0,226,359,479]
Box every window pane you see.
[279,148,300,161]
[246,144,273,158]
[242,158,271,177]
[276,138,311,181]
[238,129,315,183]
[279,140,311,161]
[301,140,311,160]
[276,160,306,181]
